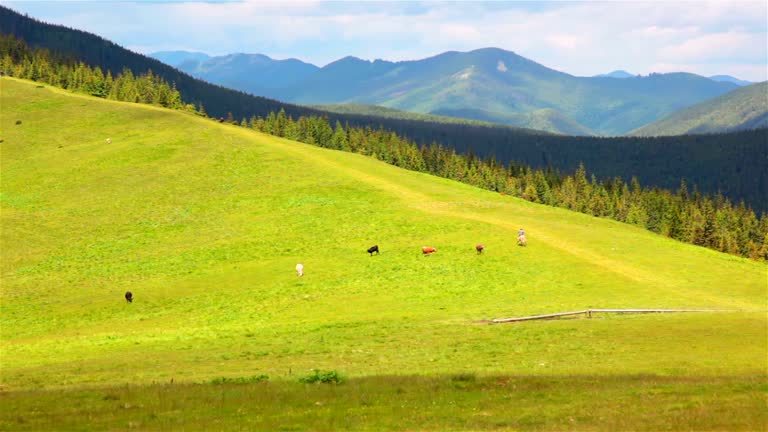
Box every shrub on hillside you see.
[299,369,344,384]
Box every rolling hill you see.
[1,76,766,430]
[630,81,768,136]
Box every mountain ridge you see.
[595,70,634,78]
[152,47,738,135]
[709,75,754,86]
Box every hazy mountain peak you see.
[150,50,210,67]
[595,70,634,78]
[708,75,753,87]
[470,47,517,56]
[332,55,368,64]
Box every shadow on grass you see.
[0,374,765,431]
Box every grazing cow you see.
[476,244,485,254]
[422,246,437,255]
[106,138,112,144]
[295,263,304,277]
[125,291,133,303]
[367,245,380,256]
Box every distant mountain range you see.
[708,75,754,86]
[151,48,749,136]
[630,82,768,136]
[151,50,319,99]
[592,70,753,87]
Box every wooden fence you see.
[491,308,736,323]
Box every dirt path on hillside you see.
[248,131,757,310]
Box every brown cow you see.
[422,246,437,255]
[476,244,485,254]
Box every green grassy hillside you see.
[630,81,768,136]
[431,106,595,136]
[310,103,506,127]
[1,77,766,430]
[311,103,571,135]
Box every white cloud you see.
[636,26,700,38]
[545,34,591,51]
[659,31,763,62]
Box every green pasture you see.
[1,77,766,430]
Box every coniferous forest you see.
[2,34,766,261]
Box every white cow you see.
[106,138,112,144]
[295,263,304,277]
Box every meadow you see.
[1,77,766,430]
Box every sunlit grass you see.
[1,77,766,430]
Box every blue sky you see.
[3,0,767,81]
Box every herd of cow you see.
[295,234,530,280]
[125,234,528,300]
[368,244,485,257]
[368,231,527,259]
[368,240,519,258]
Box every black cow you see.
[367,245,380,256]
[125,291,133,303]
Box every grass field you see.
[1,77,766,430]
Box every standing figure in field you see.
[517,228,527,247]
[367,245,380,256]
[296,263,304,277]
[476,244,485,254]
[422,246,437,255]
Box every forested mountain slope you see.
[630,82,768,136]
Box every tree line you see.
[2,34,765,261]
[0,34,191,110]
